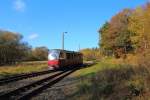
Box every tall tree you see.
[99,9,134,58]
[99,22,113,56]
[0,30,30,65]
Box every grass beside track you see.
[71,59,121,77]
[68,58,150,100]
[0,61,48,79]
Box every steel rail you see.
[0,69,58,85]
[0,71,66,100]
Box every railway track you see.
[0,69,58,85]
[0,68,77,100]
[0,62,94,85]
[0,63,93,86]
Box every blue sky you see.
[0,0,148,51]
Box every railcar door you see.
[59,51,66,67]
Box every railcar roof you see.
[50,49,82,54]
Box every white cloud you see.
[28,33,39,40]
[13,0,26,12]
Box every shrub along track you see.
[0,68,78,100]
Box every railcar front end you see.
[48,50,60,70]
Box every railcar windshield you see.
[48,50,60,60]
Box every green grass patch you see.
[72,60,121,77]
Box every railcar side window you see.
[71,53,73,59]
[66,53,71,59]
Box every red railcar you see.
[48,49,83,69]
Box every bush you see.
[71,64,150,100]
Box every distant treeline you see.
[99,3,150,58]
[80,48,102,61]
[0,30,49,65]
